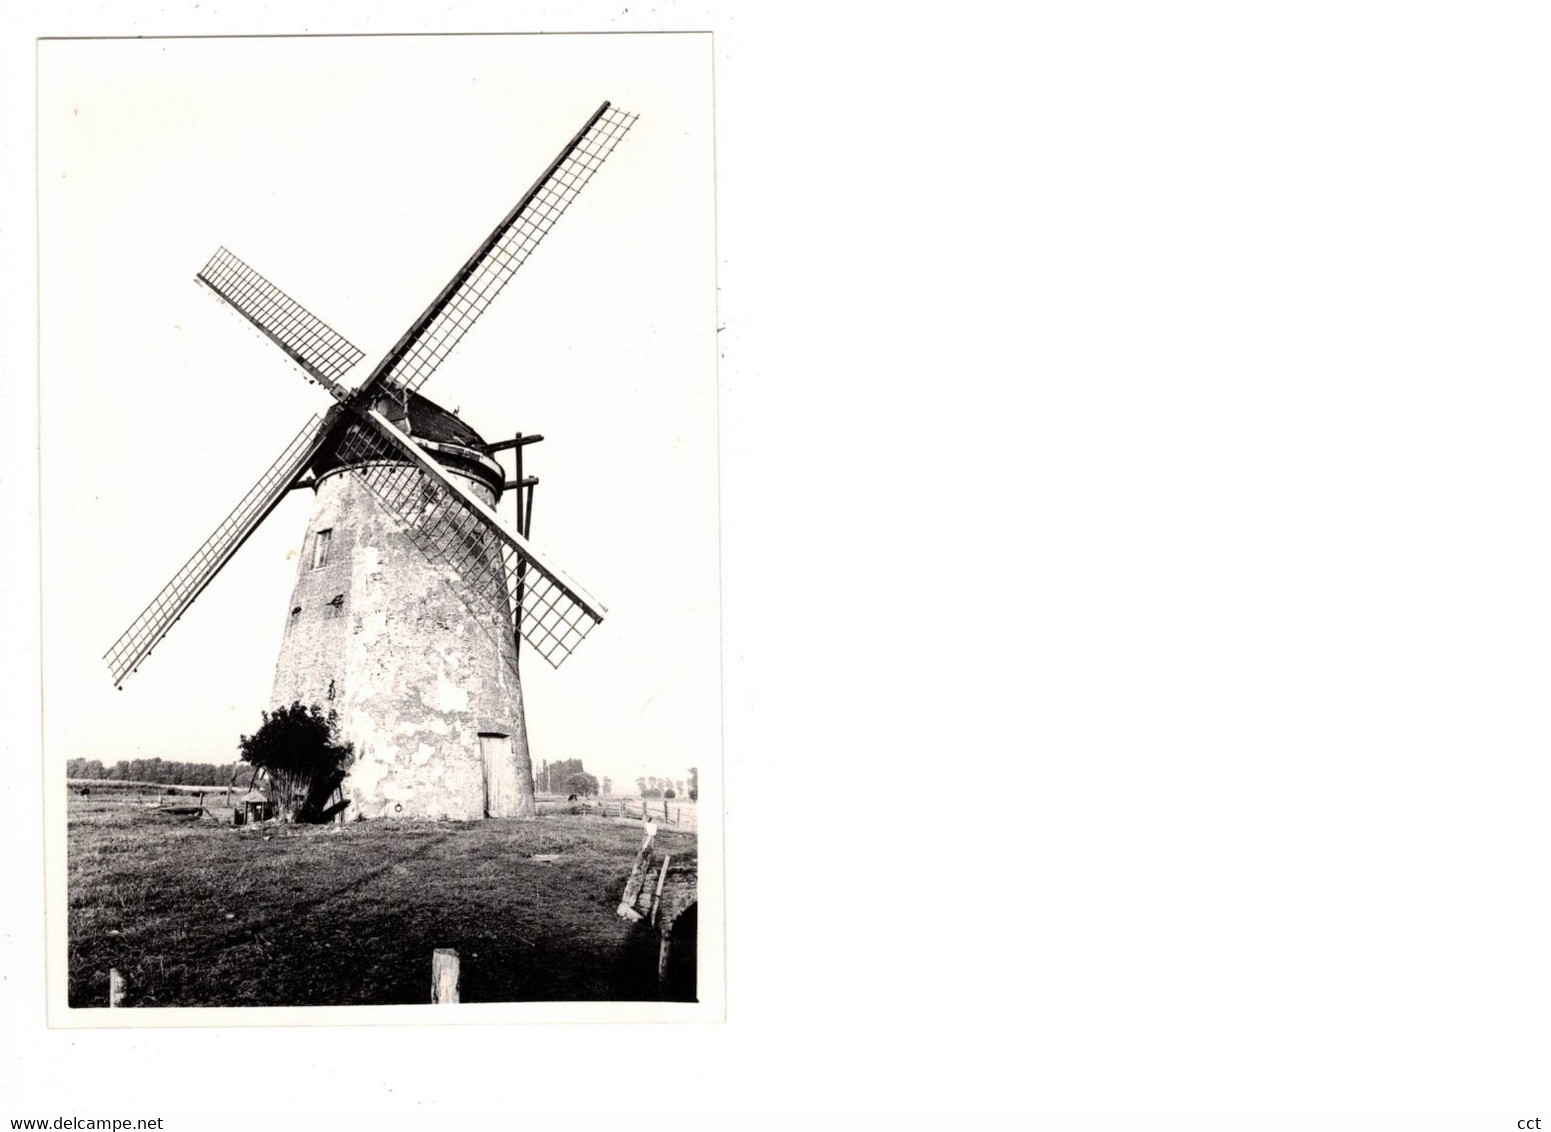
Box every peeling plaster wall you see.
[269,465,534,820]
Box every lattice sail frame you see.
[196,248,364,395]
[335,415,602,668]
[365,103,638,397]
[104,412,341,685]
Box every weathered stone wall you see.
[269,464,534,820]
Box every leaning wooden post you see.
[432,949,460,1004]
[108,968,125,1008]
[616,820,658,921]
[650,854,673,926]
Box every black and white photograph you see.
[37,33,721,1019]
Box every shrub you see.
[238,702,354,823]
[564,771,599,797]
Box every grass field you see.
[67,796,697,1008]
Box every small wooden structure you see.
[236,789,275,825]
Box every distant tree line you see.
[537,758,598,797]
[69,754,704,801]
[66,757,244,786]
[636,768,697,801]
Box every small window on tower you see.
[325,594,344,618]
[290,606,302,622]
[311,528,333,569]
[327,679,336,701]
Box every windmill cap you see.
[316,391,506,496]
[397,390,489,449]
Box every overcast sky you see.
[37,34,718,793]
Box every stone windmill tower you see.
[104,101,637,820]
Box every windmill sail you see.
[110,101,632,686]
[362,101,638,397]
[334,409,603,668]
[104,411,342,686]
[196,247,365,399]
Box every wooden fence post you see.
[109,968,124,1008]
[432,949,460,1004]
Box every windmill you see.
[103,100,638,821]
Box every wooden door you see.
[480,733,520,818]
